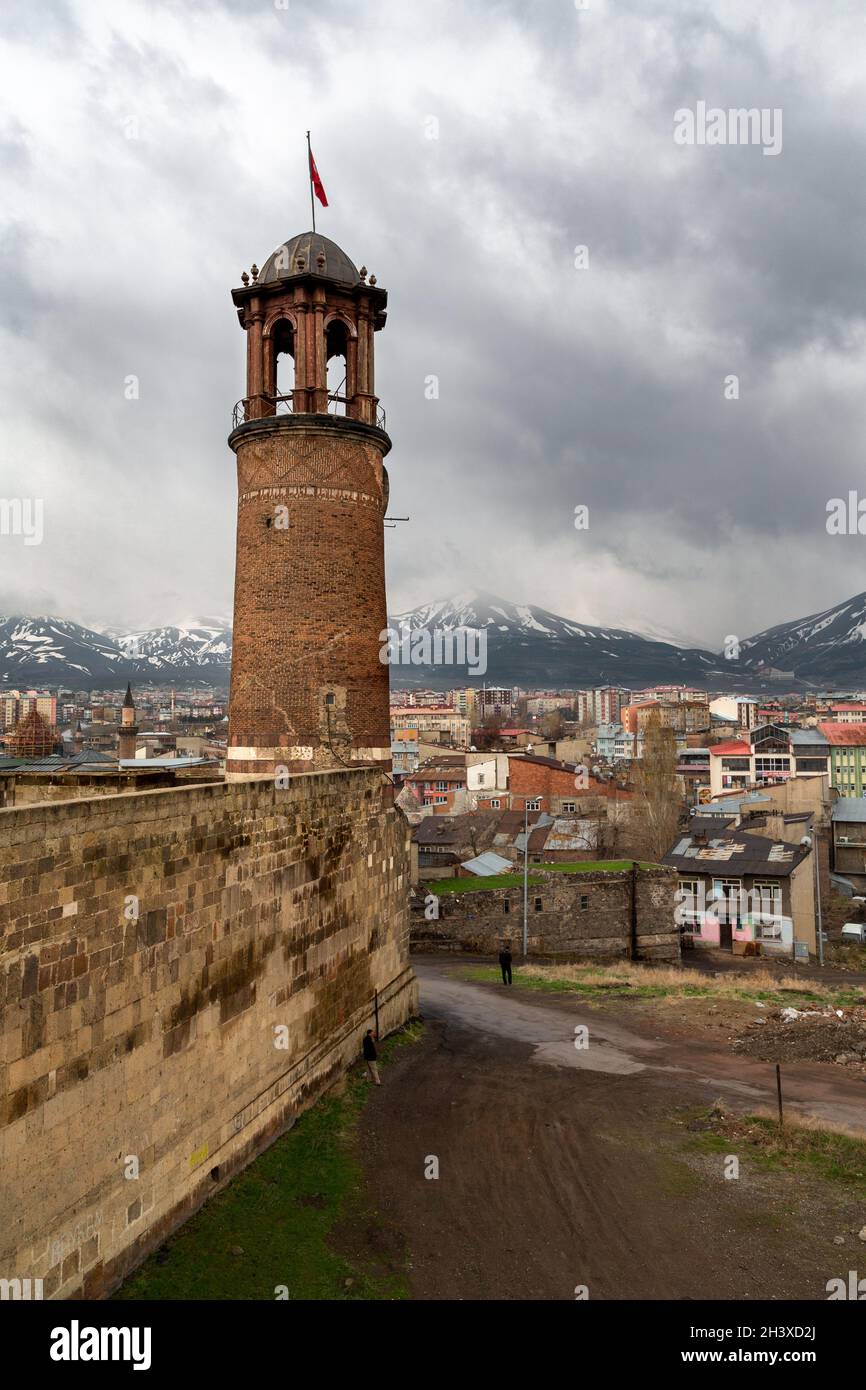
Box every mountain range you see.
[1,590,866,690]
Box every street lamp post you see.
[813,823,824,967]
[522,799,529,958]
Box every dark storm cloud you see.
[1,0,865,645]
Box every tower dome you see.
[257,232,360,287]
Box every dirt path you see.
[358,960,866,1301]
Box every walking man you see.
[363,1028,381,1085]
[499,944,513,986]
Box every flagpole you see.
[306,130,316,233]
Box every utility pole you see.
[813,823,824,967]
[522,799,529,958]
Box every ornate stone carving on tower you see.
[226,231,392,779]
[118,683,138,762]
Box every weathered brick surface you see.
[0,769,417,1298]
[413,866,679,961]
[227,415,392,775]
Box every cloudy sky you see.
[2,0,866,651]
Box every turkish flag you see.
[309,148,328,207]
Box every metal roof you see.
[663,828,808,878]
[832,798,866,823]
[790,728,829,746]
[258,232,360,288]
[118,757,212,768]
[459,852,514,877]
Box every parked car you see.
[840,923,866,944]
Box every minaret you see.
[118,683,138,762]
[226,231,392,779]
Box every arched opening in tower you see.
[326,319,349,414]
[273,319,295,405]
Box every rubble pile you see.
[733,1003,866,1068]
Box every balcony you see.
[232,393,386,431]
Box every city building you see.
[708,724,794,797]
[709,695,758,730]
[818,721,866,798]
[390,706,470,745]
[663,827,816,957]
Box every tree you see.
[630,710,682,861]
[541,711,565,740]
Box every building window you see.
[534,897,542,912]
[490,798,500,809]
[713,878,743,924]
[436,781,447,792]
[753,881,782,936]
[503,901,510,914]
[526,799,541,811]
[679,879,701,927]
[563,801,576,813]
[580,895,588,910]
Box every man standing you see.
[363,1028,381,1085]
[499,944,513,986]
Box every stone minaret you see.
[226,231,392,779]
[118,683,138,762]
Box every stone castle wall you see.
[0,768,417,1298]
[412,866,678,961]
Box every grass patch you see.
[825,940,866,974]
[113,1022,423,1302]
[428,861,662,894]
[457,961,864,1008]
[684,1105,866,1189]
[532,860,662,874]
[430,874,543,894]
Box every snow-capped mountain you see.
[737,590,866,681]
[0,616,130,683]
[387,591,725,688]
[4,588,866,690]
[0,616,232,686]
[113,625,233,669]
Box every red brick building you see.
[404,763,467,813]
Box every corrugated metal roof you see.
[790,728,828,745]
[832,797,866,823]
[460,851,513,877]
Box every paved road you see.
[358,960,866,1300]
[416,961,866,1130]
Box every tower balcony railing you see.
[232,393,386,431]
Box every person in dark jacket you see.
[363,1029,381,1085]
[499,945,513,985]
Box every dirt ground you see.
[355,959,866,1301]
